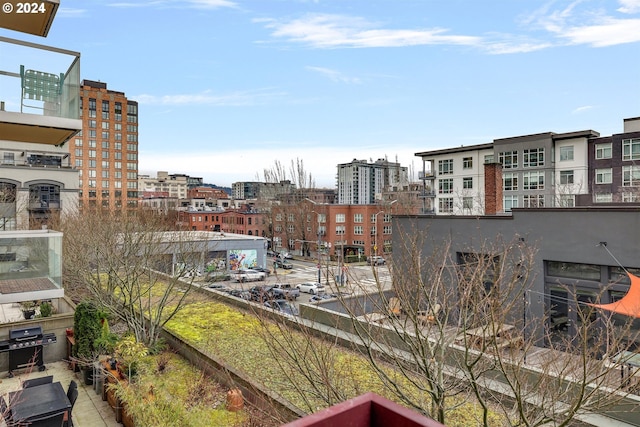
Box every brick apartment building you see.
[71,80,139,211]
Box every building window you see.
[558,194,575,207]
[336,213,345,223]
[523,194,544,207]
[504,195,518,211]
[439,197,453,213]
[354,213,363,223]
[559,146,574,161]
[287,224,294,233]
[463,197,473,209]
[462,177,473,189]
[523,148,544,167]
[438,159,453,175]
[560,170,574,185]
[623,138,640,161]
[484,154,494,164]
[498,151,518,169]
[594,193,613,203]
[523,171,544,190]
[463,157,473,169]
[595,168,613,184]
[595,143,612,159]
[438,178,453,194]
[336,225,345,235]
[354,226,363,235]
[623,165,640,186]
[383,225,392,234]
[287,213,294,222]
[622,192,640,202]
[503,172,518,191]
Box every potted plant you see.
[73,302,102,385]
[94,317,119,369]
[20,301,38,319]
[114,334,148,380]
[39,301,54,317]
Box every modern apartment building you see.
[0,3,81,307]
[232,180,295,200]
[71,80,139,211]
[585,117,640,205]
[337,158,408,205]
[0,11,82,231]
[416,129,600,215]
[139,171,188,200]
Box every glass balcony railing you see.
[0,35,80,121]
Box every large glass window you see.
[523,148,545,167]
[595,143,612,159]
[463,157,473,169]
[463,177,473,189]
[547,261,601,280]
[498,151,518,169]
[595,168,612,184]
[439,178,453,194]
[438,197,453,213]
[622,165,640,186]
[438,159,453,175]
[523,194,544,207]
[504,195,518,211]
[503,172,518,191]
[623,138,640,161]
[523,171,544,190]
[560,170,574,185]
[559,146,574,161]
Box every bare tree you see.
[61,210,205,346]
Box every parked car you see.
[249,285,275,302]
[264,299,299,316]
[274,259,293,270]
[234,269,267,282]
[271,283,300,300]
[369,256,386,266]
[227,289,251,300]
[253,266,272,276]
[280,252,294,260]
[296,282,325,295]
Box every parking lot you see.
[199,257,393,307]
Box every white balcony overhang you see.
[0,109,80,146]
[0,0,60,37]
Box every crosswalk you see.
[287,264,392,290]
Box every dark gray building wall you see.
[393,208,640,342]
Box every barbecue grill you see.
[0,326,57,377]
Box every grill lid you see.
[10,326,43,341]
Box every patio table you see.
[9,381,71,424]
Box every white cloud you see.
[134,88,286,106]
[572,105,594,114]
[306,66,361,84]
[559,17,640,46]
[618,0,640,14]
[259,14,480,49]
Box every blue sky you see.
[9,0,640,187]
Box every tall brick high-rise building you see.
[71,80,139,211]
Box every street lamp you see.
[312,210,323,284]
[373,210,384,264]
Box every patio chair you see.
[20,65,65,115]
[23,410,65,427]
[65,381,77,402]
[63,386,78,427]
[22,376,54,389]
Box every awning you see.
[590,272,640,318]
